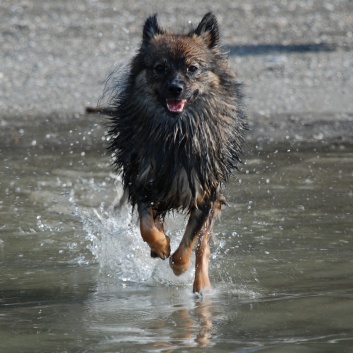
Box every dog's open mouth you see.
[166,99,187,114]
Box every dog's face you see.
[139,13,224,116]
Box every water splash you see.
[83,204,195,287]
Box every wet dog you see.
[102,13,246,293]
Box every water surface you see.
[1,119,352,352]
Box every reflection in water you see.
[169,297,213,348]
[194,299,213,346]
[149,297,213,350]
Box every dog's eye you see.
[188,65,199,73]
[154,64,165,73]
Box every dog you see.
[101,13,247,293]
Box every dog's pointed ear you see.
[194,12,219,49]
[142,14,164,45]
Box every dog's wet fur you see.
[102,13,247,293]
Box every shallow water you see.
[1,120,353,353]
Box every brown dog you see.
[103,13,246,293]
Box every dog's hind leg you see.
[193,197,223,293]
[193,228,211,293]
[193,195,225,293]
[138,203,171,260]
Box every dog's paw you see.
[193,275,211,294]
[169,254,191,276]
[148,235,171,260]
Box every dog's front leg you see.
[169,206,210,276]
[138,203,171,260]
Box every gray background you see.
[1,0,352,145]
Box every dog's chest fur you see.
[135,154,204,211]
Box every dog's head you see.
[137,13,226,116]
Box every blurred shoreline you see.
[1,0,352,146]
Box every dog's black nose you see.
[168,81,184,96]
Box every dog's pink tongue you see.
[166,99,186,113]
